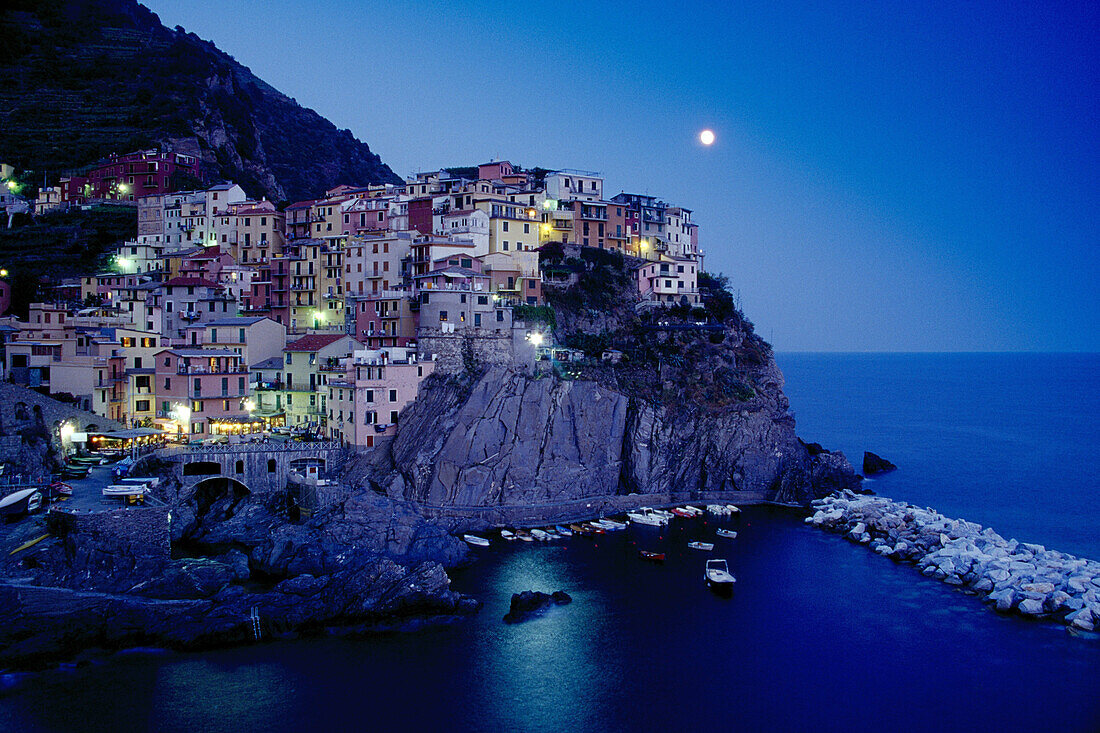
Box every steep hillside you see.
[0,0,401,201]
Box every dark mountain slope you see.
[0,0,401,201]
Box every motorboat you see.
[0,488,44,517]
[530,529,550,541]
[500,530,517,541]
[463,534,490,547]
[102,484,148,498]
[555,525,573,536]
[585,522,606,534]
[671,507,695,518]
[638,550,666,562]
[680,506,704,516]
[707,504,732,516]
[597,518,626,530]
[688,541,715,551]
[716,529,738,539]
[516,530,535,542]
[627,508,666,526]
[705,559,736,589]
[645,507,676,520]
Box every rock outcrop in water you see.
[503,590,572,623]
[862,452,897,475]
[808,492,1100,632]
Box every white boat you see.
[0,488,43,516]
[688,541,715,551]
[463,534,490,547]
[680,506,704,516]
[726,504,741,513]
[705,559,736,588]
[102,484,148,497]
[544,528,562,539]
[596,518,626,530]
[530,529,550,541]
[644,507,676,520]
[627,508,668,526]
[516,530,535,542]
[707,504,732,516]
[555,525,573,536]
[500,530,517,541]
[716,529,738,539]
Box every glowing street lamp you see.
[529,332,544,347]
[0,269,8,278]
[173,404,192,442]
[118,183,130,194]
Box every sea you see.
[1,353,1097,732]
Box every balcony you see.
[254,379,283,391]
[180,311,200,321]
[177,365,249,375]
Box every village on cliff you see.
[0,153,705,450]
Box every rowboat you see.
[597,518,626,530]
[530,529,550,541]
[726,504,741,513]
[688,541,714,551]
[705,559,736,589]
[716,529,738,539]
[680,506,704,516]
[569,523,589,535]
[671,507,695,518]
[585,522,606,534]
[500,530,517,541]
[544,528,562,539]
[103,484,148,498]
[516,530,534,542]
[463,534,490,547]
[555,525,573,536]
[638,550,666,562]
[0,488,44,516]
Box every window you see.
[388,389,397,402]
[502,221,509,232]
[286,353,292,364]
[210,328,217,343]
[135,400,150,412]
[365,389,374,402]
[390,410,399,423]
[439,310,448,322]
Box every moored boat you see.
[716,529,738,539]
[626,508,665,526]
[671,507,695,518]
[569,523,589,535]
[544,528,561,539]
[597,518,626,530]
[726,504,741,513]
[555,524,573,536]
[530,529,550,541]
[705,559,736,589]
[645,507,675,520]
[516,530,535,542]
[500,530,517,541]
[585,522,606,534]
[688,541,715,551]
[0,488,44,517]
[463,534,490,547]
[680,506,704,516]
[638,550,666,562]
[707,504,732,516]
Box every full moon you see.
[699,129,715,145]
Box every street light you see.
[529,332,544,346]
[173,404,192,443]
[0,269,8,278]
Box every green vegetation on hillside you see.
[0,207,133,315]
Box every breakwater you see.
[808,491,1100,632]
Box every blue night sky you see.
[143,0,1098,352]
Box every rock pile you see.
[807,491,1100,632]
[503,590,572,624]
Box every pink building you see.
[86,149,201,202]
[635,257,700,305]
[154,348,252,438]
[478,161,514,181]
[326,347,435,447]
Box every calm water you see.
[2,353,1098,732]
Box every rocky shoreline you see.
[808,491,1100,632]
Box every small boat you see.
[681,506,704,516]
[0,488,44,516]
[726,504,741,513]
[707,504,732,516]
[102,484,148,498]
[570,523,590,535]
[645,507,676,520]
[516,530,535,542]
[597,518,626,530]
[544,528,562,539]
[688,541,715,551]
[463,534,490,547]
[530,529,550,541]
[500,530,517,541]
[671,507,695,518]
[705,559,736,589]
[47,481,73,497]
[555,525,573,536]
[716,529,738,539]
[638,550,666,562]
[585,522,606,534]
[626,508,665,526]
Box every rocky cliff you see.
[359,251,859,510]
[0,0,401,201]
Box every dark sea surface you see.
[1,353,1097,732]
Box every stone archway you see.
[184,476,252,542]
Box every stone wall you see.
[417,324,536,374]
[161,442,344,495]
[50,505,171,559]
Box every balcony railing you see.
[177,365,249,375]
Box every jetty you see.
[807,491,1100,632]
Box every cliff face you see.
[367,361,857,510]
[0,0,400,201]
